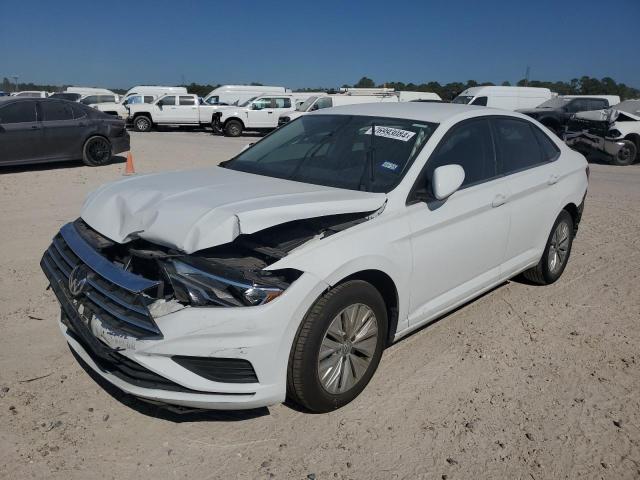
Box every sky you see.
[1,0,639,90]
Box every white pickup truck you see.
[126,94,219,132]
[212,93,315,136]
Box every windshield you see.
[239,96,258,107]
[536,97,570,108]
[223,115,438,193]
[296,96,318,112]
[452,95,473,104]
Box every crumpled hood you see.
[81,166,386,253]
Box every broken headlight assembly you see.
[163,259,284,307]
[607,129,622,138]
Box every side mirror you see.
[432,164,465,200]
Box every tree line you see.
[3,76,638,101]
[350,76,640,101]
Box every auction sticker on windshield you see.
[364,126,416,142]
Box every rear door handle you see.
[548,174,559,185]
[31,125,40,129]
[267,111,273,114]
[492,193,507,208]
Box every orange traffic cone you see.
[124,151,136,176]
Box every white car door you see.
[268,97,295,128]
[155,95,177,122]
[174,95,199,123]
[406,118,511,326]
[491,117,564,277]
[247,97,274,128]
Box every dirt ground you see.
[1,130,639,480]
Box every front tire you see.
[82,136,112,166]
[610,140,637,166]
[133,115,152,132]
[523,210,574,285]
[287,280,387,413]
[224,120,243,137]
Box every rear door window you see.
[531,126,560,162]
[71,104,88,119]
[158,96,176,106]
[80,95,99,105]
[493,118,544,174]
[0,101,38,123]
[179,96,195,106]
[143,96,154,104]
[41,101,74,121]
[274,98,292,108]
[425,118,497,189]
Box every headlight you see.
[607,129,622,138]
[163,259,283,307]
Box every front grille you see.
[567,117,609,137]
[41,222,162,338]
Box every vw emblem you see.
[68,265,91,297]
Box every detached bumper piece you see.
[64,319,204,393]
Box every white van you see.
[203,85,291,106]
[279,94,399,125]
[66,87,118,99]
[122,86,187,102]
[12,91,49,98]
[452,86,553,110]
[397,91,442,102]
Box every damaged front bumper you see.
[565,131,628,158]
[211,112,224,134]
[40,222,328,410]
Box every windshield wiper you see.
[287,131,335,180]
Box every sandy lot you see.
[1,131,639,479]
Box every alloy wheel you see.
[87,138,110,164]
[548,221,570,274]
[318,303,378,394]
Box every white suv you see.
[41,103,588,413]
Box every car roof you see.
[311,101,518,124]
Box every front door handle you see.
[492,193,507,208]
[548,174,559,185]
[267,111,273,114]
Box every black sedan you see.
[0,97,130,167]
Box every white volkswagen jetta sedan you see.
[41,103,588,412]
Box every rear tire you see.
[224,120,243,137]
[133,115,152,133]
[523,210,574,285]
[287,280,387,413]
[82,136,112,166]
[610,140,637,166]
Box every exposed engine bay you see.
[73,210,374,310]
